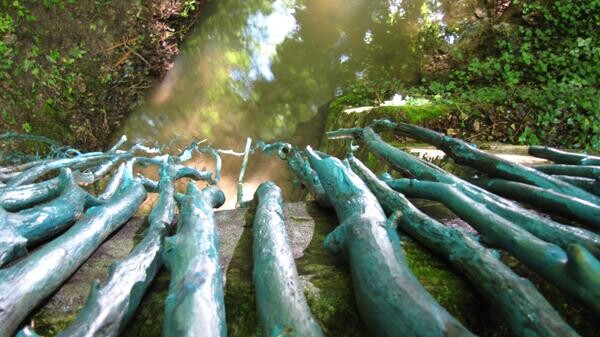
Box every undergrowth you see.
[330,0,599,149]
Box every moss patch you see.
[121,268,171,336]
[297,203,368,336]
[224,208,261,337]
[401,235,511,336]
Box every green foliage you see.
[329,78,405,113]
[42,0,76,9]
[0,1,92,143]
[422,0,600,148]
[182,0,198,18]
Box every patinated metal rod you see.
[385,120,600,204]
[0,171,20,182]
[383,176,600,314]
[6,142,158,187]
[555,175,600,196]
[306,147,475,337]
[477,178,600,229]
[6,153,110,187]
[350,126,600,258]
[0,154,149,212]
[0,169,103,266]
[533,164,600,180]
[98,163,126,201]
[348,156,580,337]
[162,183,226,337]
[0,177,62,211]
[529,146,600,166]
[456,181,600,257]
[282,146,332,209]
[252,181,324,337]
[252,141,332,208]
[0,161,147,337]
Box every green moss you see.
[320,102,455,159]
[401,236,498,333]
[224,210,261,337]
[121,268,171,336]
[31,314,78,336]
[399,233,523,337]
[296,203,368,336]
[370,104,452,124]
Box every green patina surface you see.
[24,201,598,337]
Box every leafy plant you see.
[182,0,198,18]
[420,0,600,148]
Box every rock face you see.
[27,202,597,337]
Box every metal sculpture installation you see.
[382,175,600,314]
[347,155,580,337]
[328,125,600,258]
[1,123,598,337]
[305,147,475,337]
[252,181,324,337]
[0,160,148,337]
[18,158,214,337]
[327,121,600,315]
[162,182,227,337]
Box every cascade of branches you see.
[1,122,599,337]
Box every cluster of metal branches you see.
[0,133,327,337]
[312,119,599,337]
[0,135,224,337]
[0,120,598,337]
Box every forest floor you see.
[0,0,203,151]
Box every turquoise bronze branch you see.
[6,153,110,187]
[6,142,158,187]
[281,145,332,209]
[98,162,126,201]
[306,147,475,337]
[162,183,227,337]
[342,126,600,258]
[0,160,147,337]
[529,146,600,166]
[18,159,189,337]
[0,176,62,211]
[253,141,332,208]
[384,121,600,204]
[382,176,600,314]
[477,178,600,230]
[0,169,104,266]
[533,164,600,180]
[555,175,600,196]
[252,181,324,337]
[348,155,580,337]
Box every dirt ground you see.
[0,0,203,151]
